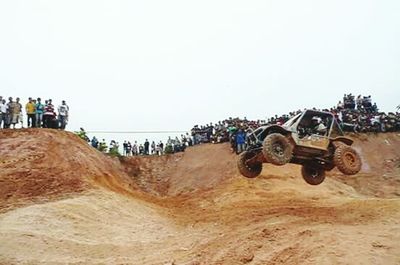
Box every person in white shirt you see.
[0,99,8,128]
[58,100,69,129]
[337,101,344,110]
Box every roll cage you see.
[247,110,349,150]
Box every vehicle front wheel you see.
[262,133,293,165]
[301,165,326,185]
[237,151,262,178]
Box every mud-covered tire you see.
[237,151,262,178]
[262,133,293,165]
[301,165,326,185]
[333,145,362,175]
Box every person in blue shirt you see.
[236,129,246,154]
[35,98,44,128]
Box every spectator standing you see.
[159,141,164,154]
[337,101,344,110]
[356,95,363,110]
[25,97,36,128]
[132,141,138,155]
[236,129,246,154]
[91,136,99,148]
[144,139,150,155]
[372,103,378,113]
[364,96,372,113]
[35,98,44,127]
[186,132,193,146]
[0,99,7,128]
[58,100,69,129]
[43,99,56,128]
[139,144,144,155]
[123,141,128,156]
[229,127,238,153]
[10,97,22,129]
[6,97,14,128]
[151,141,156,154]
[126,141,132,156]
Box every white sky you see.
[1,0,399,144]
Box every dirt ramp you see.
[121,143,237,195]
[0,129,136,212]
[165,143,237,195]
[121,133,400,198]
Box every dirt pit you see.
[0,129,399,264]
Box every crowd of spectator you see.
[189,94,400,154]
[335,94,399,133]
[76,128,191,157]
[0,96,69,129]
[77,93,400,157]
[118,136,190,156]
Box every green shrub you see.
[108,147,121,157]
[98,143,108,152]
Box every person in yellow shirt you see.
[25,97,36,128]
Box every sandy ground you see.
[0,129,399,264]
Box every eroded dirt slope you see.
[120,143,236,196]
[0,129,139,213]
[122,132,400,198]
[0,129,399,265]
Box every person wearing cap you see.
[26,97,36,128]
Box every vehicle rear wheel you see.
[262,133,293,165]
[237,151,262,178]
[301,165,326,185]
[333,145,362,175]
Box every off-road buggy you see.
[238,110,362,185]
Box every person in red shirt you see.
[43,99,56,128]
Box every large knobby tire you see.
[262,133,293,166]
[237,151,262,178]
[333,145,362,175]
[301,165,326,185]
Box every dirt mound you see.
[0,129,399,264]
[121,132,400,198]
[0,129,138,212]
[120,143,237,196]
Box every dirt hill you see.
[0,129,399,264]
[121,132,400,198]
[0,129,140,213]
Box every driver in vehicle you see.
[311,117,327,136]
